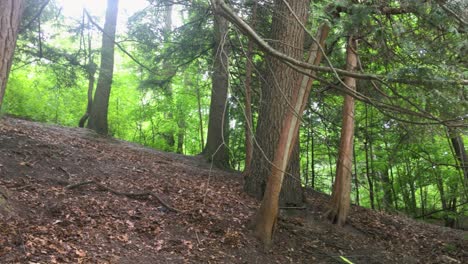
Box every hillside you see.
[0,117,466,263]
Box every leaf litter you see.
[0,117,466,263]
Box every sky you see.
[56,0,149,19]
[55,0,150,34]
[55,0,183,33]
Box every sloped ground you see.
[0,116,466,263]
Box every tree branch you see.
[213,0,468,86]
[66,180,180,212]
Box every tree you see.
[448,128,468,187]
[87,0,119,135]
[242,2,257,175]
[244,0,309,206]
[0,0,25,110]
[202,4,230,168]
[79,15,97,128]
[326,37,358,226]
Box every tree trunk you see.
[364,105,375,209]
[448,128,468,188]
[243,3,257,176]
[311,125,316,188]
[381,167,394,211]
[87,0,119,135]
[196,85,204,151]
[79,62,96,127]
[353,142,360,206]
[245,0,310,206]
[202,10,230,169]
[254,22,329,248]
[389,164,399,210]
[326,37,358,226]
[0,0,24,110]
[161,4,177,150]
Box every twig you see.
[279,206,307,210]
[66,180,179,212]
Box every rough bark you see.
[254,22,329,248]
[87,0,119,135]
[245,0,309,206]
[325,37,358,226]
[0,0,24,110]
[202,10,230,169]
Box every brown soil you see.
[0,117,466,263]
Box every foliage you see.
[2,0,467,227]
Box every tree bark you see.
[202,9,230,169]
[448,128,468,187]
[79,62,97,127]
[243,3,257,176]
[325,37,358,226]
[0,0,25,110]
[381,167,394,211]
[364,105,375,209]
[353,143,360,206]
[254,22,329,248]
[245,0,309,206]
[87,0,119,135]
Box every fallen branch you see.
[66,180,179,213]
[414,201,468,219]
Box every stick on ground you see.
[66,180,179,212]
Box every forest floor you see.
[0,116,466,264]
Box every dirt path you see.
[1,117,466,263]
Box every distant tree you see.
[87,0,119,134]
[0,0,25,110]
[79,15,97,128]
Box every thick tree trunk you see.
[0,0,24,110]
[87,0,119,135]
[202,11,230,168]
[326,37,358,226]
[254,23,329,248]
[245,0,309,206]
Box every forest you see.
[0,0,467,263]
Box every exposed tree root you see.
[66,180,179,213]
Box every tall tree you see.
[0,0,25,110]
[254,22,330,247]
[87,0,119,134]
[244,0,309,206]
[448,128,468,187]
[242,2,257,175]
[202,5,230,168]
[326,37,358,226]
[79,15,97,128]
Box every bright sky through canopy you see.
[55,0,150,33]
